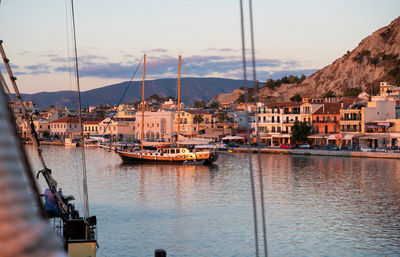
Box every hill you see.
[212,16,400,103]
[17,78,248,108]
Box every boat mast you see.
[177,55,181,147]
[71,0,90,223]
[141,54,146,150]
[0,41,68,215]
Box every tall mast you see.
[71,0,90,223]
[141,54,146,150]
[0,41,69,215]
[177,55,181,147]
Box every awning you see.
[342,134,363,140]
[178,139,213,145]
[271,134,291,138]
[359,135,389,140]
[221,135,243,140]
[308,135,327,139]
[327,134,337,140]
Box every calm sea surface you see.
[25,146,400,257]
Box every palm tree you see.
[217,111,228,123]
[193,114,204,133]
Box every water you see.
[26,146,400,256]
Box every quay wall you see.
[231,147,400,159]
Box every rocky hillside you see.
[294,16,400,98]
[215,16,400,103]
[208,88,244,105]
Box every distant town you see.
[10,81,400,151]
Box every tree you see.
[147,93,162,102]
[323,90,336,98]
[193,114,204,124]
[217,111,228,123]
[291,121,311,144]
[290,93,302,102]
[209,100,220,109]
[194,100,206,109]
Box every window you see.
[75,125,77,128]
[171,149,175,154]
[272,116,274,123]
[325,126,328,134]
[263,116,266,122]
[272,126,275,132]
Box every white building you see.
[135,110,175,142]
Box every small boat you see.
[64,137,77,147]
[84,138,99,147]
[116,146,219,164]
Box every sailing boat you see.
[116,55,219,164]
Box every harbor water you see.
[25,146,400,256]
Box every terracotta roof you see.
[84,121,100,125]
[313,103,341,115]
[264,102,302,107]
[50,117,100,124]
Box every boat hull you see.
[116,150,218,165]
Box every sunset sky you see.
[0,0,399,93]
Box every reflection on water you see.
[25,146,400,257]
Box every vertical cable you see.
[71,0,90,223]
[249,0,268,256]
[240,1,259,256]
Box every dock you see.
[231,147,400,159]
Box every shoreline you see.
[231,147,400,159]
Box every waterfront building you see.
[49,117,81,140]
[135,110,175,142]
[33,120,50,139]
[83,120,100,137]
[300,102,323,124]
[310,103,341,146]
[174,109,212,138]
[252,102,301,146]
[98,117,135,141]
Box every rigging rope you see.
[70,0,90,221]
[239,1,259,256]
[249,0,268,255]
[99,57,143,140]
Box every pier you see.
[231,147,400,159]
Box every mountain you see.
[213,16,400,103]
[17,78,248,108]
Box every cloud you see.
[17,52,314,81]
[24,63,51,74]
[261,69,318,80]
[204,47,238,53]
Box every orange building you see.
[311,103,341,145]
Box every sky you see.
[0,0,399,93]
